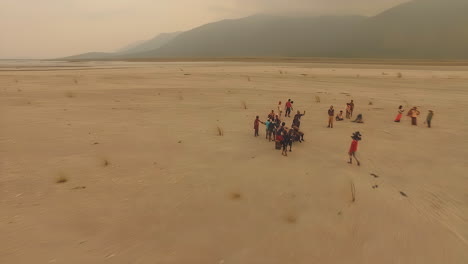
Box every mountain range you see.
[62,0,468,60]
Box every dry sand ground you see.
[1,61,468,264]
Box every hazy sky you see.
[0,0,408,59]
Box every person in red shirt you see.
[285,99,293,117]
[348,131,361,166]
[253,116,264,137]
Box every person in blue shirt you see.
[264,119,271,139]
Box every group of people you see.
[254,99,362,162]
[328,100,363,128]
[394,105,434,127]
[253,98,434,164]
[253,99,306,156]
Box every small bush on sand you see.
[397,72,403,78]
[230,192,241,200]
[217,126,224,136]
[350,181,356,203]
[56,174,68,184]
[285,214,297,224]
[102,159,110,167]
[241,101,247,109]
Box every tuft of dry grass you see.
[247,76,251,82]
[368,101,373,105]
[56,173,68,184]
[397,72,403,78]
[217,126,224,136]
[315,96,321,103]
[285,214,297,224]
[229,192,242,200]
[102,158,110,167]
[241,101,247,109]
[65,91,75,98]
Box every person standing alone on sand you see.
[425,110,434,128]
[254,116,264,137]
[407,107,420,126]
[348,131,361,166]
[394,105,405,122]
[346,103,351,119]
[285,99,293,117]
[349,100,355,118]
[328,106,335,128]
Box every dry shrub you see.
[229,192,241,200]
[397,72,403,78]
[285,214,297,224]
[241,101,247,109]
[315,96,321,103]
[217,126,224,136]
[102,159,110,167]
[368,101,373,105]
[350,181,356,203]
[56,173,68,184]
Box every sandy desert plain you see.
[1,59,468,264]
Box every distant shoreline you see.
[50,57,468,66]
